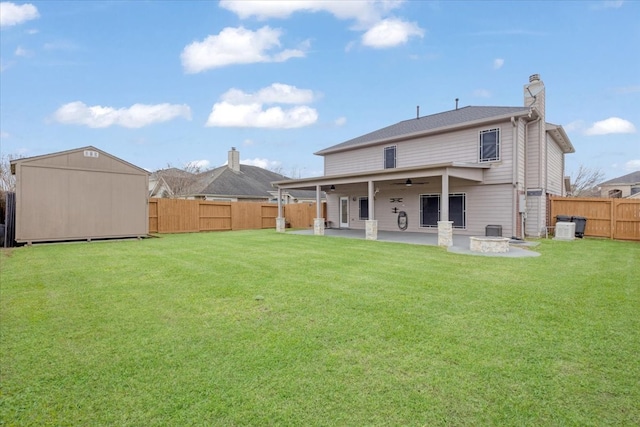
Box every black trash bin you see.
[555,215,571,223]
[571,216,587,238]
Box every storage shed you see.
[10,146,149,244]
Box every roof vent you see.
[529,74,540,83]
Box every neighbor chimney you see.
[228,147,240,172]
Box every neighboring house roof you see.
[315,106,531,155]
[153,163,318,200]
[191,164,288,198]
[599,171,640,186]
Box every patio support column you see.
[438,169,453,247]
[313,184,325,236]
[366,180,378,240]
[276,187,285,232]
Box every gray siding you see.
[327,180,513,237]
[526,120,541,188]
[547,135,564,195]
[324,121,515,185]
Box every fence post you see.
[610,199,615,240]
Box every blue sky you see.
[1,0,638,181]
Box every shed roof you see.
[10,146,148,176]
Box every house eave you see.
[546,123,575,154]
[273,162,490,190]
[314,109,538,156]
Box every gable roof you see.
[599,170,640,186]
[315,106,531,155]
[153,164,317,199]
[10,145,148,175]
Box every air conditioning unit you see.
[554,222,576,241]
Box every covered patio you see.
[273,162,494,247]
[287,228,540,258]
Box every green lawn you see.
[1,230,639,426]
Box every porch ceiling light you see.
[405,179,412,187]
[330,185,336,191]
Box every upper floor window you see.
[384,146,396,169]
[479,128,500,162]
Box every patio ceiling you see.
[272,162,490,191]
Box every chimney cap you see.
[529,74,541,83]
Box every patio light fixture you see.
[405,179,412,187]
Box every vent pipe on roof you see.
[455,98,459,110]
[416,105,420,119]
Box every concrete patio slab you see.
[287,228,540,258]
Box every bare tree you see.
[150,162,205,198]
[0,154,19,193]
[568,165,606,197]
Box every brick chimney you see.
[228,147,240,172]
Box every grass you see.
[1,230,639,426]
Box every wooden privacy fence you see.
[549,197,640,241]
[148,198,323,234]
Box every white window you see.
[384,146,396,169]
[480,128,500,162]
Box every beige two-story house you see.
[273,74,574,241]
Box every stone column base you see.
[365,220,378,240]
[313,218,325,235]
[438,221,453,247]
[276,217,286,233]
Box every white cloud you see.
[53,101,192,128]
[207,83,319,129]
[0,2,39,27]
[219,0,402,27]
[241,157,281,170]
[361,18,424,48]
[625,159,640,171]
[221,83,316,105]
[181,26,305,73]
[603,0,624,8]
[14,46,31,57]
[335,117,347,126]
[220,1,423,50]
[206,102,317,129]
[473,89,492,98]
[0,131,9,139]
[243,138,254,146]
[584,117,636,135]
[493,58,504,69]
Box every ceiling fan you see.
[391,179,429,186]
